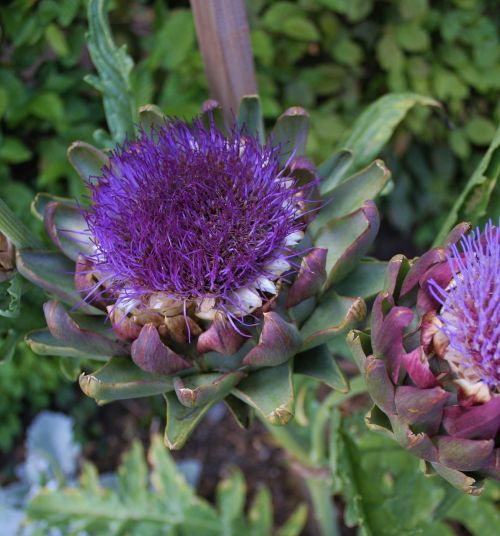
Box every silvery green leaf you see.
[25,412,80,486]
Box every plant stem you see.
[311,375,367,464]
[306,477,340,536]
[190,0,258,116]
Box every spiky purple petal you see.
[84,119,311,316]
[429,220,500,391]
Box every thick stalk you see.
[190,0,258,116]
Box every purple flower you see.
[84,119,312,320]
[429,220,499,396]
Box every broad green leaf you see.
[80,357,174,403]
[294,344,349,392]
[85,0,136,143]
[434,124,500,246]
[232,360,294,425]
[339,93,440,170]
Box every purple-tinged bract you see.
[429,220,500,392]
[84,119,310,316]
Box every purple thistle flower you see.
[84,118,312,320]
[429,220,500,393]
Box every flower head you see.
[429,221,499,394]
[84,119,311,319]
[350,220,500,494]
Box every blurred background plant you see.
[1,0,499,532]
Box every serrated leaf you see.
[86,0,136,143]
[339,93,440,170]
[0,274,22,318]
[434,124,500,246]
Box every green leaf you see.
[396,23,430,52]
[27,434,221,534]
[0,137,32,163]
[0,197,41,249]
[335,260,388,299]
[294,344,349,391]
[275,503,308,536]
[26,328,107,361]
[67,141,108,185]
[434,124,500,246]
[339,93,440,170]
[312,160,390,233]
[138,104,166,134]
[281,18,320,41]
[216,467,247,535]
[80,357,174,403]
[117,441,148,505]
[248,486,273,535]
[0,274,22,318]
[300,291,366,350]
[164,391,214,449]
[318,149,354,192]
[237,95,265,143]
[85,0,136,143]
[464,117,497,145]
[314,202,380,288]
[16,250,101,314]
[45,24,70,57]
[174,372,245,408]
[0,328,19,364]
[271,107,309,165]
[148,9,195,70]
[232,360,294,425]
